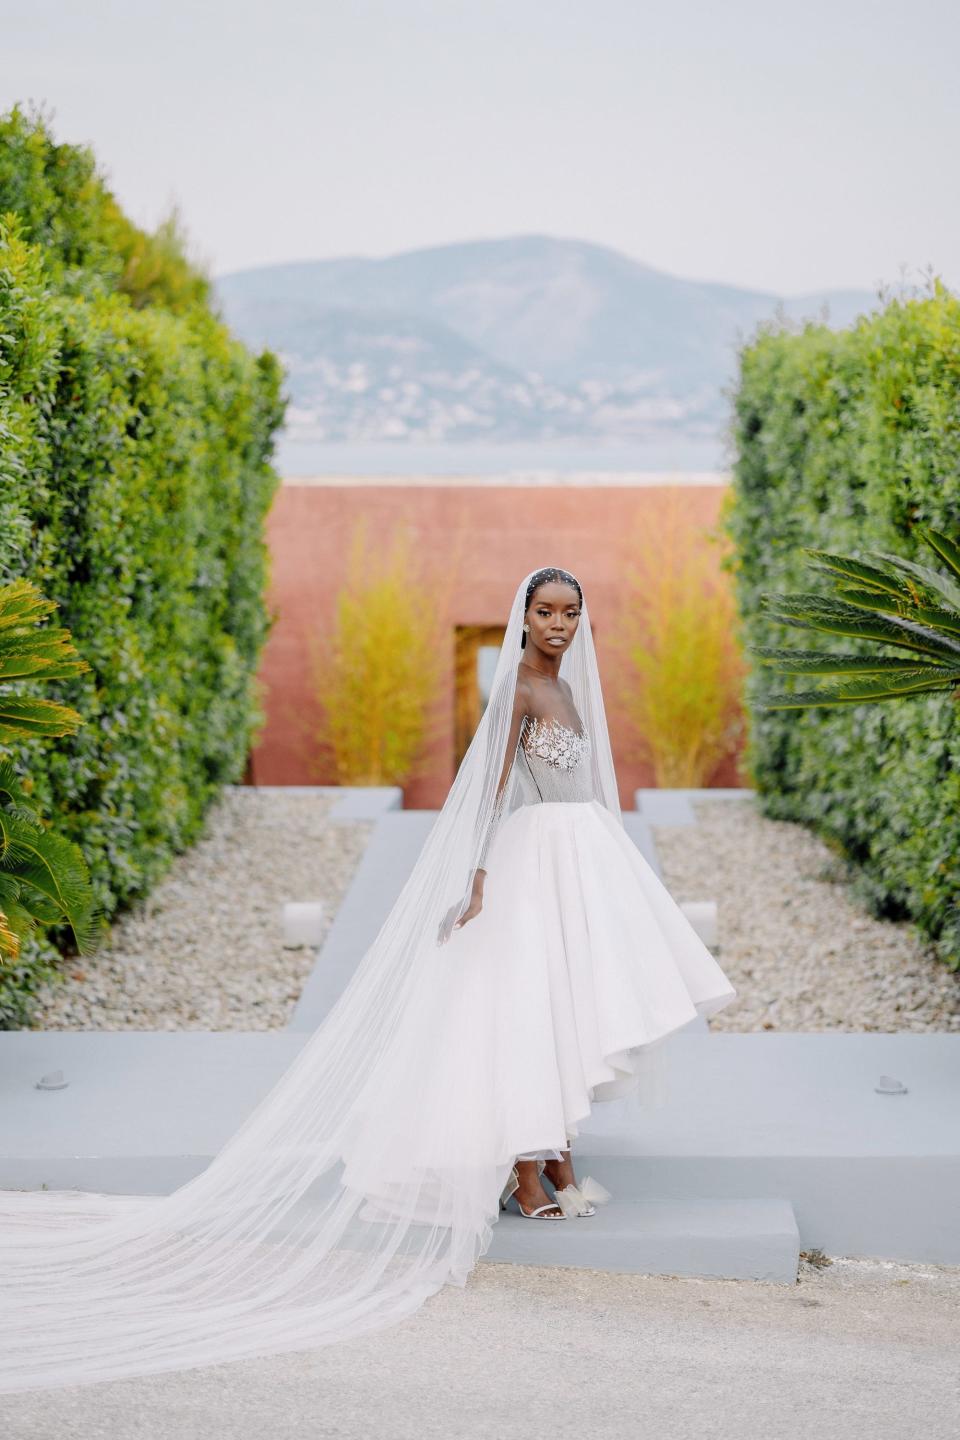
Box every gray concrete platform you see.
[1,1028,956,1266]
[290,810,436,1031]
[577,1031,960,1265]
[488,1197,800,1282]
[620,810,663,874]
[0,1031,302,1193]
[634,786,754,826]
[245,783,403,820]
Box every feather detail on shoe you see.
[552,1176,612,1218]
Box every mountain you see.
[214,235,878,444]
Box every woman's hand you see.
[436,872,485,945]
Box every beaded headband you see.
[521,568,583,648]
[523,567,582,609]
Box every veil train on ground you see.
[0,567,642,1395]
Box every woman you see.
[0,565,736,1393]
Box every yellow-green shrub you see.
[613,490,746,787]
[313,526,444,786]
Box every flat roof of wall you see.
[280,471,731,487]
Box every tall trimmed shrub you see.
[0,106,284,1021]
[725,279,960,969]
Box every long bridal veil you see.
[0,567,630,1394]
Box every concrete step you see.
[290,810,437,1032]
[1,1030,957,1263]
[485,1196,799,1283]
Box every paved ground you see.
[3,1254,957,1439]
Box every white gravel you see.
[26,789,960,1035]
[652,795,960,1033]
[29,788,371,1031]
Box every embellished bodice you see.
[515,715,594,805]
[477,713,595,868]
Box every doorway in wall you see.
[453,625,506,772]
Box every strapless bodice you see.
[515,716,595,804]
[477,715,595,867]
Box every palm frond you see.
[0,812,102,956]
[0,694,86,742]
[801,548,913,599]
[0,647,91,683]
[760,593,960,659]
[0,579,58,631]
[754,528,960,710]
[0,908,20,960]
[918,527,960,586]
[0,871,21,901]
[0,578,90,702]
[747,646,957,676]
[865,550,960,615]
[0,578,102,968]
[828,588,960,640]
[757,668,958,709]
[0,758,41,822]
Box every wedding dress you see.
[0,567,736,1394]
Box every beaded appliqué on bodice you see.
[522,716,590,770]
[516,715,594,805]
[478,714,595,865]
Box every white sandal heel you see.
[517,1200,566,1220]
[498,1163,566,1219]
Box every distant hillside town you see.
[215,234,877,447]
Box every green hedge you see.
[0,107,284,1024]
[724,280,960,971]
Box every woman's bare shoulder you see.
[556,676,579,711]
[513,670,533,716]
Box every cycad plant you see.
[0,578,101,962]
[750,527,960,710]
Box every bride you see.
[0,565,736,1394]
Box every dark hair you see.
[521,567,583,648]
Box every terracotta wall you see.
[248,482,743,807]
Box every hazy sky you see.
[2,0,957,295]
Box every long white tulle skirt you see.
[341,798,737,1205]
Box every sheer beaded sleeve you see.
[476,708,528,873]
[476,766,509,869]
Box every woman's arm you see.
[473,680,529,882]
[437,680,528,944]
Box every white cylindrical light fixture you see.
[680,899,718,950]
[282,901,326,949]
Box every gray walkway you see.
[1,1255,956,1439]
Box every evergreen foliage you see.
[725,279,960,969]
[0,104,284,1023]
